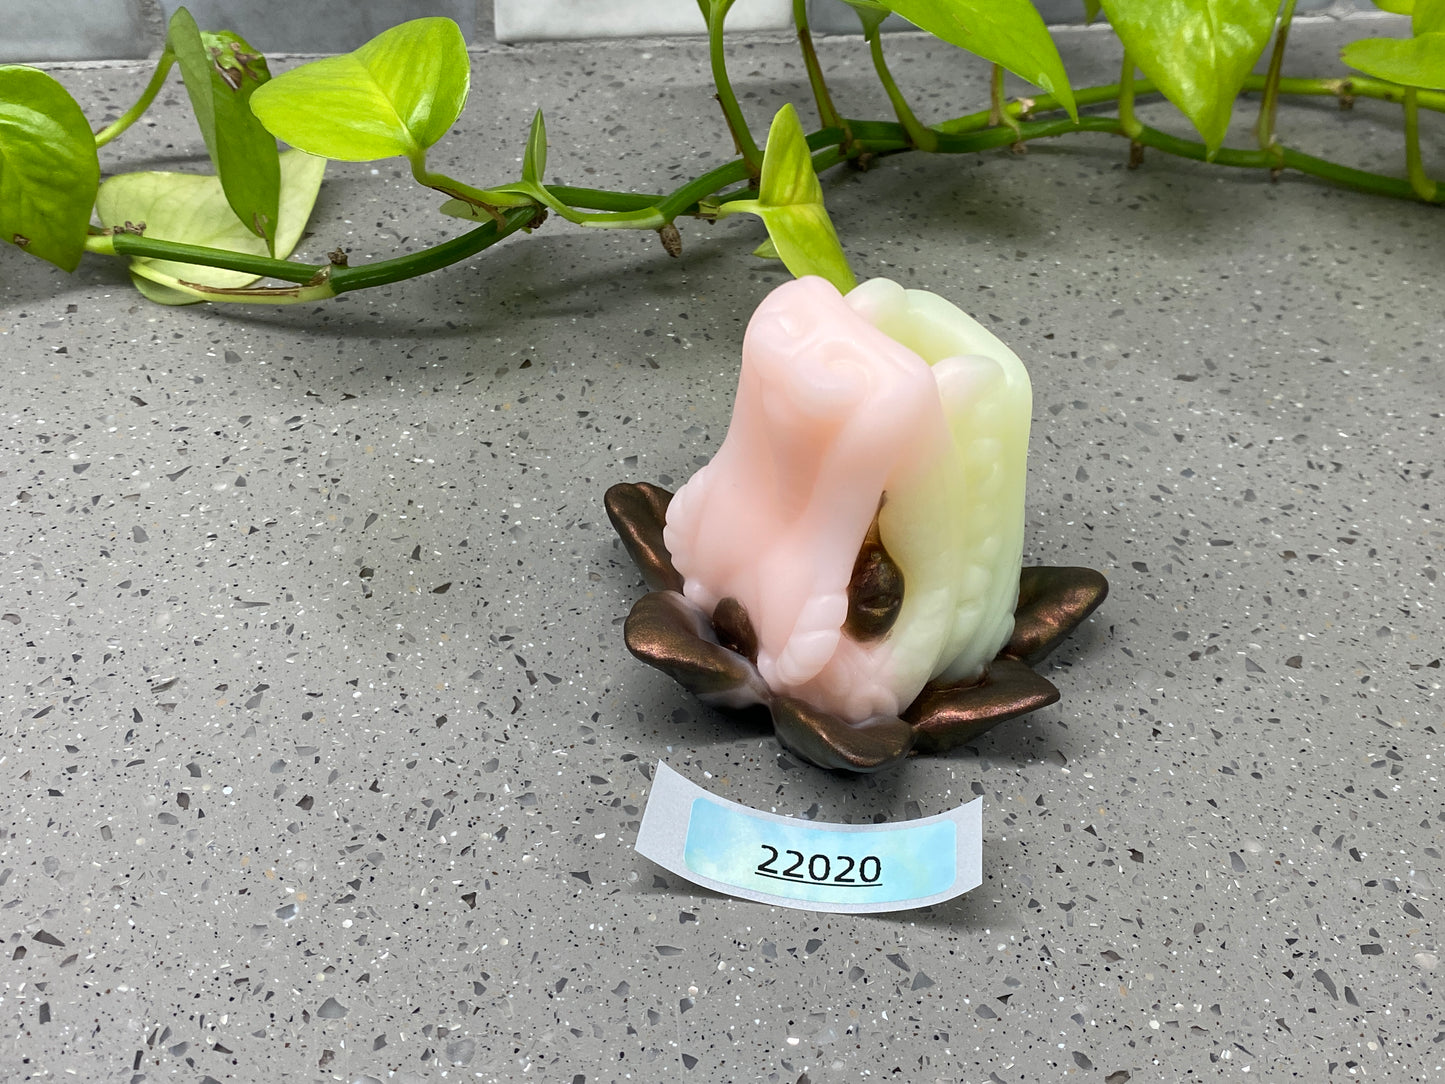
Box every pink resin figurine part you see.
[607,276,1108,772]
[665,275,1026,720]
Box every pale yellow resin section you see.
[847,279,1032,690]
[663,277,1032,722]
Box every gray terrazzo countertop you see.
[3,21,1441,1084]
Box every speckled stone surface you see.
[4,23,1441,1084]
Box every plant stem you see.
[87,231,321,282]
[988,64,1023,142]
[548,187,663,212]
[659,158,754,218]
[938,80,1137,134]
[868,31,937,151]
[331,208,536,292]
[424,162,662,230]
[792,0,844,134]
[1255,0,1296,162]
[1403,87,1438,201]
[126,261,337,304]
[706,0,761,174]
[933,114,1435,203]
[634,127,848,222]
[576,207,668,230]
[460,159,758,235]
[1266,75,1445,112]
[677,116,1376,212]
[937,75,1445,136]
[1118,53,1142,139]
[93,49,175,147]
[411,162,518,222]
[802,112,1435,204]
[85,208,538,303]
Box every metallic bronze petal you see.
[605,482,683,593]
[607,481,1107,771]
[904,659,1061,754]
[623,590,771,708]
[711,596,758,662]
[1004,566,1109,666]
[843,507,905,642]
[771,695,916,773]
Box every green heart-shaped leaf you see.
[168,7,280,251]
[877,0,1077,121]
[95,149,326,304]
[0,65,100,271]
[1344,31,1445,90]
[1102,0,1280,155]
[521,109,547,185]
[1415,0,1445,35]
[249,17,469,164]
[716,104,856,294]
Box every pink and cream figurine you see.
[607,276,1107,772]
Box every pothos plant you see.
[2,0,1443,304]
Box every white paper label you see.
[635,762,982,913]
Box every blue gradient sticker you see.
[686,797,956,905]
[636,763,982,913]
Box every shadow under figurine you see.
[607,277,1108,773]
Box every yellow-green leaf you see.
[1344,31,1445,90]
[715,104,856,294]
[521,109,547,184]
[250,18,468,164]
[0,65,100,271]
[1415,0,1445,34]
[877,0,1077,121]
[167,7,280,250]
[95,149,325,304]
[1102,0,1280,155]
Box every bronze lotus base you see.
[606,482,1108,773]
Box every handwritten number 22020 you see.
[755,845,881,886]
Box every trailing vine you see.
[1,1,1442,305]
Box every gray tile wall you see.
[1,0,483,62]
[4,0,158,62]
[154,0,482,54]
[0,0,1384,63]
